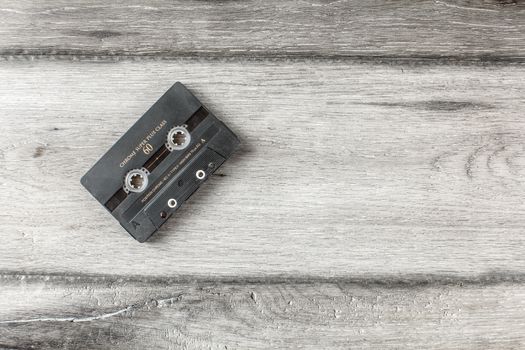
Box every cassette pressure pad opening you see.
[80,82,240,242]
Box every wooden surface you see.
[1,274,525,349]
[0,0,524,349]
[1,61,525,278]
[0,0,525,60]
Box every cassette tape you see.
[81,82,239,242]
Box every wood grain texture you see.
[0,274,524,350]
[1,0,525,347]
[0,60,523,278]
[0,0,524,61]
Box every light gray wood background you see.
[0,0,524,349]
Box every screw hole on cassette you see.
[160,211,167,219]
[166,126,191,151]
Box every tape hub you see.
[130,174,144,189]
[173,131,186,146]
[167,126,191,151]
[124,168,149,193]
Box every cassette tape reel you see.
[81,82,239,242]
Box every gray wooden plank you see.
[0,0,524,60]
[0,60,523,278]
[0,274,524,349]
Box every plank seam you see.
[1,271,524,286]
[1,51,525,65]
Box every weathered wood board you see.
[0,0,524,60]
[1,274,524,349]
[0,60,523,278]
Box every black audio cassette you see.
[81,82,239,242]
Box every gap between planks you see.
[1,52,525,65]
[1,271,525,287]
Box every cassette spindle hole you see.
[124,168,149,193]
[167,198,178,208]
[130,174,144,189]
[167,126,191,151]
[173,130,186,146]
[196,170,206,180]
